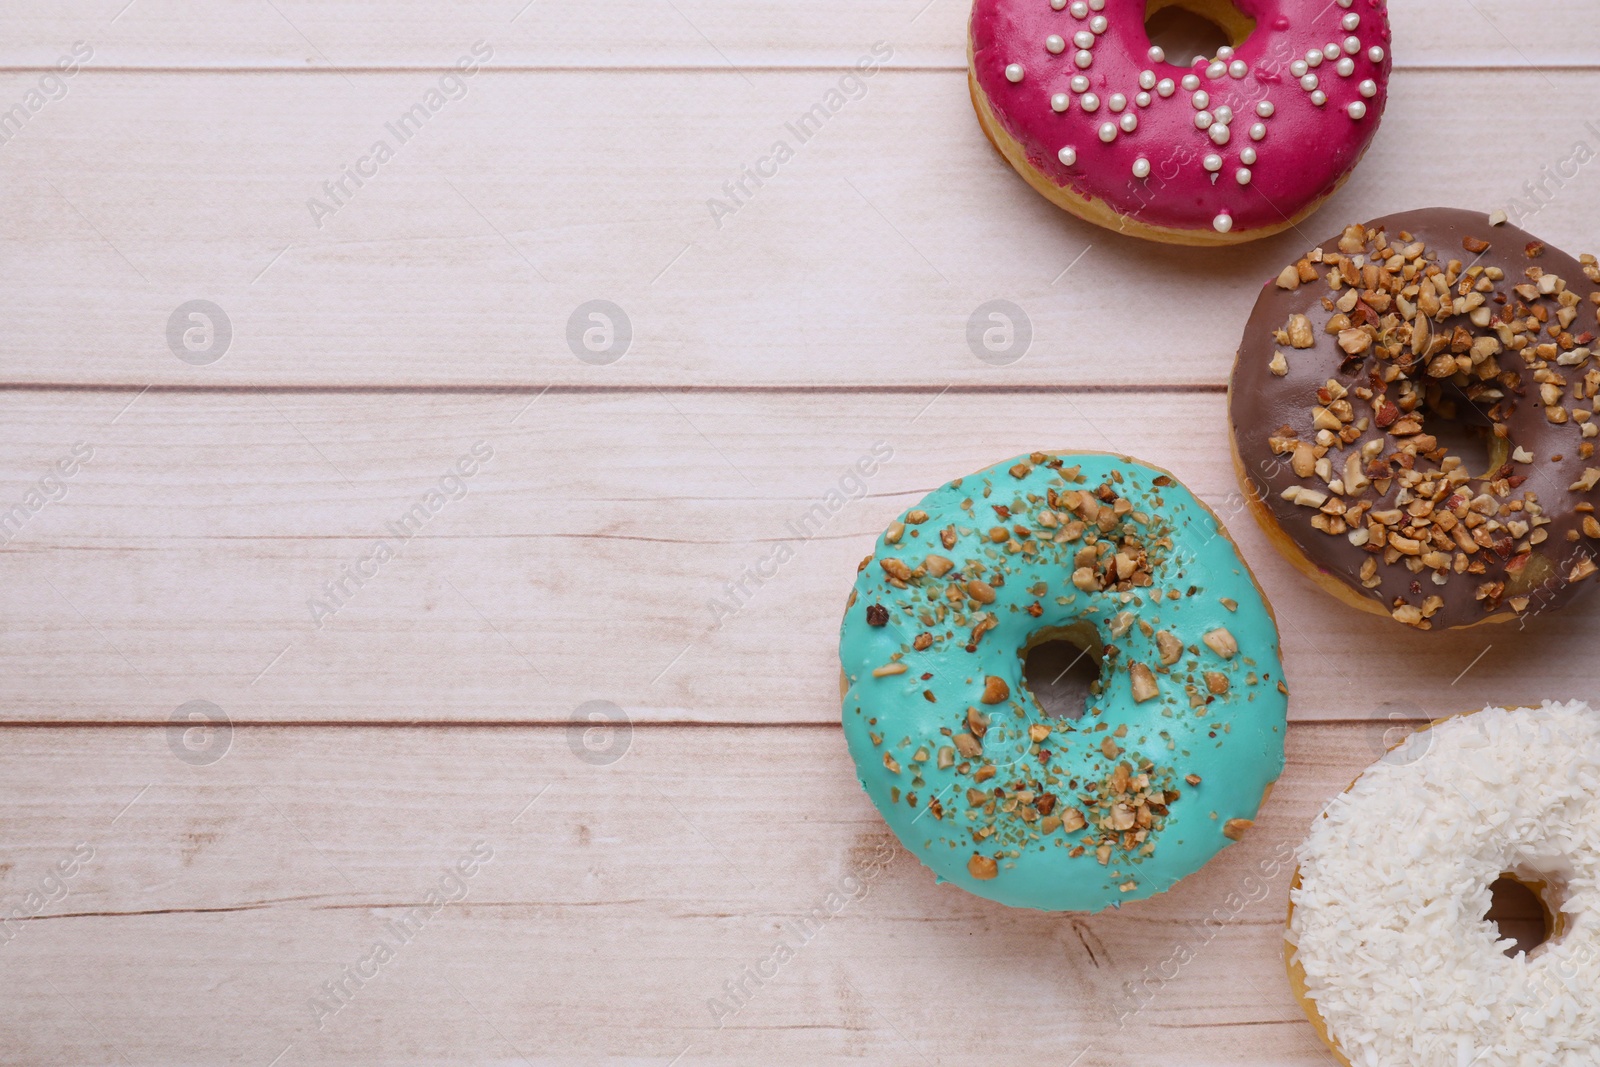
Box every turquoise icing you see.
[839,452,1288,912]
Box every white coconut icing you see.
[1289,701,1600,1066]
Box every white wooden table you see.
[1,2,1596,1063]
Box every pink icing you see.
[970,0,1391,234]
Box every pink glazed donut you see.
[969,0,1392,245]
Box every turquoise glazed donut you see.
[839,452,1288,912]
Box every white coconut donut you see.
[1288,700,1600,1067]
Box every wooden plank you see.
[0,0,1593,70]
[1,69,1596,388]
[0,388,1586,725]
[0,721,1396,1066]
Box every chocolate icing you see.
[1231,208,1600,629]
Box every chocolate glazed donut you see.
[1230,208,1600,630]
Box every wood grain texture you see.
[0,389,1586,725]
[0,70,1596,387]
[0,0,1595,70]
[1,3,1593,1062]
[0,721,1395,1067]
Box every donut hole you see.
[1020,623,1103,722]
[1424,409,1502,479]
[1484,872,1561,958]
[1143,0,1253,65]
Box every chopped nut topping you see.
[1222,818,1253,841]
[1202,628,1239,659]
[967,854,998,880]
[1287,314,1316,349]
[1258,222,1600,626]
[850,458,1222,878]
[966,706,989,737]
[1129,662,1159,703]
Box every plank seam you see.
[0,63,1588,74]
[0,718,1424,729]
[0,383,1230,396]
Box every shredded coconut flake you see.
[1289,701,1600,1067]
